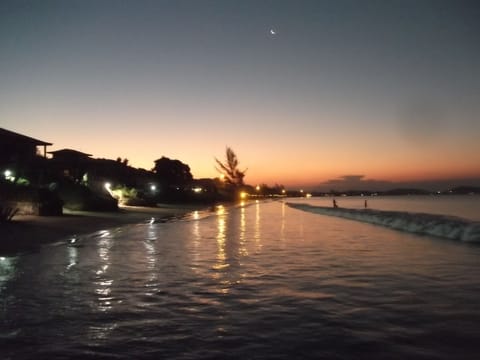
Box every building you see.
[0,127,52,165]
[0,128,52,184]
[48,149,92,182]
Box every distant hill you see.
[309,186,480,197]
[381,188,432,196]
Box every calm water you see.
[1,197,480,359]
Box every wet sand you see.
[0,204,206,254]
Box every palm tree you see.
[215,147,246,186]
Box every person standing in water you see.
[333,199,338,208]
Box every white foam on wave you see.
[287,202,480,242]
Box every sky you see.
[1,0,479,191]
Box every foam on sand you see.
[287,202,480,242]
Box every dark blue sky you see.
[1,0,479,189]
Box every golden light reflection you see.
[239,205,248,257]
[214,206,227,271]
[193,210,200,220]
[211,204,253,294]
[191,213,201,268]
[254,200,262,251]
[216,204,225,216]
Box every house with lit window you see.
[0,127,52,184]
[48,148,92,183]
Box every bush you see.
[57,181,118,211]
[110,185,138,205]
[0,204,18,222]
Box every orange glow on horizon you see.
[10,113,480,190]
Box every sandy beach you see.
[0,204,207,254]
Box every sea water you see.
[1,196,480,359]
[288,195,480,242]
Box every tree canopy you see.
[153,156,193,186]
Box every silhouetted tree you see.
[116,157,129,166]
[153,156,193,186]
[215,147,246,186]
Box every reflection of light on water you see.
[98,231,112,262]
[88,323,118,341]
[99,230,110,238]
[215,206,227,268]
[280,202,286,242]
[239,205,248,256]
[95,276,114,312]
[191,215,201,266]
[254,200,262,251]
[216,204,225,216]
[219,280,234,294]
[67,246,78,270]
[212,204,230,288]
[147,223,158,241]
[0,256,17,294]
[145,224,157,282]
[95,279,113,296]
[95,230,114,312]
[193,210,200,220]
[90,277,116,339]
[96,264,109,275]
[189,209,203,269]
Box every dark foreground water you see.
[1,200,480,359]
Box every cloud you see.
[317,175,393,191]
[314,175,480,192]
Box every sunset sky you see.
[1,0,479,190]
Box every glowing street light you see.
[4,169,14,181]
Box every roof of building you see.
[0,127,53,146]
[48,149,93,157]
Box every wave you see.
[286,202,480,242]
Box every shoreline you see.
[0,204,208,255]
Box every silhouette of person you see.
[333,199,338,208]
[364,200,368,209]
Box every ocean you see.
[1,195,480,359]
